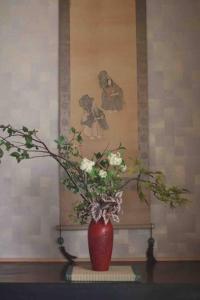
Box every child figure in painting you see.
[79,94,109,140]
[98,70,124,111]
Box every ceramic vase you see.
[88,218,113,271]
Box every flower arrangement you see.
[0,125,188,225]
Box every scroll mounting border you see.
[58,0,149,230]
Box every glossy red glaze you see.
[88,219,113,271]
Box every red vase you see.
[88,218,113,271]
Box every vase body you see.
[88,218,113,271]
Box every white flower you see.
[108,152,122,166]
[120,164,127,172]
[80,158,95,173]
[99,169,107,178]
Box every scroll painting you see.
[59,0,150,229]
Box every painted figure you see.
[98,70,124,111]
[79,94,109,139]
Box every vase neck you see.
[91,218,111,225]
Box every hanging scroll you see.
[59,0,150,229]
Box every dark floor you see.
[0,261,199,283]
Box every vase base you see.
[91,266,109,272]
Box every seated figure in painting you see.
[79,94,109,140]
[98,70,124,111]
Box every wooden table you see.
[0,261,199,283]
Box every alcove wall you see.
[0,0,199,260]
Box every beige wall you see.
[147,0,200,259]
[0,0,59,259]
[0,0,199,260]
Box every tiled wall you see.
[147,0,200,258]
[0,0,59,258]
[0,0,199,260]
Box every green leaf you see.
[118,142,126,150]
[10,152,20,158]
[7,127,13,136]
[70,127,76,134]
[5,142,11,151]
[138,189,145,201]
[10,152,21,162]
[2,125,8,132]
[76,133,82,143]
[22,126,28,132]
[56,136,65,145]
[0,148,4,158]
[22,150,29,159]
[95,152,103,160]
[28,129,37,135]
[99,159,109,168]
[25,135,33,148]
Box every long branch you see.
[0,135,50,155]
[33,134,89,203]
[28,155,52,159]
[1,129,89,203]
[119,176,138,189]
